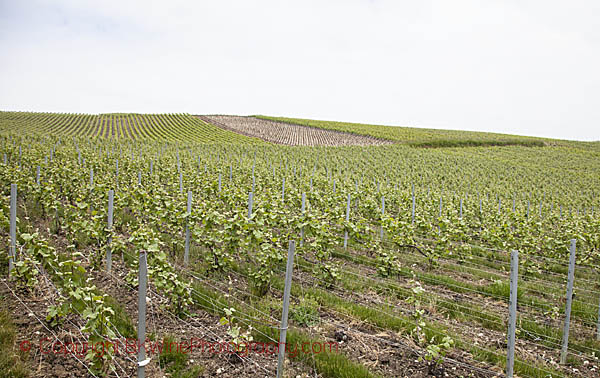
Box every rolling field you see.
[0,111,599,377]
[256,115,557,148]
[0,111,263,144]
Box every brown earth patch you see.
[198,115,395,146]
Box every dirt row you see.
[206,264,500,378]
[199,115,394,146]
[335,247,600,377]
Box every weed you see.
[0,310,30,378]
[290,296,320,327]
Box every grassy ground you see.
[0,303,30,378]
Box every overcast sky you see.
[1,1,599,141]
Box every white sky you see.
[1,1,599,141]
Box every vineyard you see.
[255,116,556,148]
[0,112,600,377]
[0,112,263,144]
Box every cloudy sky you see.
[1,1,598,141]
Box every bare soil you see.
[198,115,394,146]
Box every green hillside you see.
[0,111,264,144]
[255,115,579,148]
